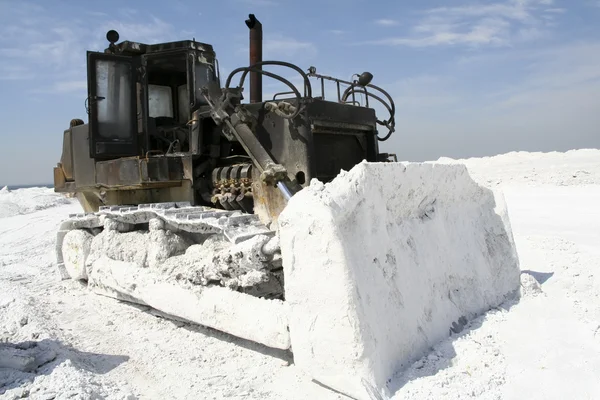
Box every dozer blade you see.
[277,161,521,400]
[55,161,520,400]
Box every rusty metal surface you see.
[107,40,215,57]
[60,129,74,180]
[54,182,76,193]
[70,183,194,213]
[211,163,254,212]
[71,124,97,189]
[251,168,288,228]
[101,181,194,209]
[307,99,377,128]
[182,156,194,181]
[243,97,379,188]
[145,158,169,182]
[53,166,66,190]
[242,101,313,187]
[95,155,185,188]
[96,157,141,186]
[245,14,262,103]
[75,192,104,213]
[311,119,375,133]
[58,128,187,193]
[188,109,204,155]
[312,133,369,181]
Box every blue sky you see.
[0,0,599,185]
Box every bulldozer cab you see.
[86,31,219,159]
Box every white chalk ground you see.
[1,148,600,399]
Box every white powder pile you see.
[279,161,521,399]
[0,187,74,219]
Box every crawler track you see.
[55,201,278,279]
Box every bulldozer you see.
[54,14,396,219]
[54,10,396,317]
[52,14,520,400]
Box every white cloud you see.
[378,39,600,161]
[368,17,513,47]
[27,79,89,95]
[375,19,399,26]
[0,5,181,93]
[237,0,278,6]
[54,80,88,93]
[433,40,600,125]
[234,31,316,60]
[98,16,178,45]
[85,11,108,17]
[361,0,560,48]
[263,35,317,58]
[390,75,462,109]
[424,3,530,21]
[0,64,34,81]
[489,42,600,107]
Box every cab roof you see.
[105,40,215,56]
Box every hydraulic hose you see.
[226,67,304,119]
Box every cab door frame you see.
[87,51,139,159]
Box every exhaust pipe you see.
[245,14,262,103]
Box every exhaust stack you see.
[245,14,262,103]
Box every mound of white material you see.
[74,224,290,350]
[437,148,600,187]
[87,256,291,350]
[278,161,521,400]
[0,187,73,218]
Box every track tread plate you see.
[61,202,273,244]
